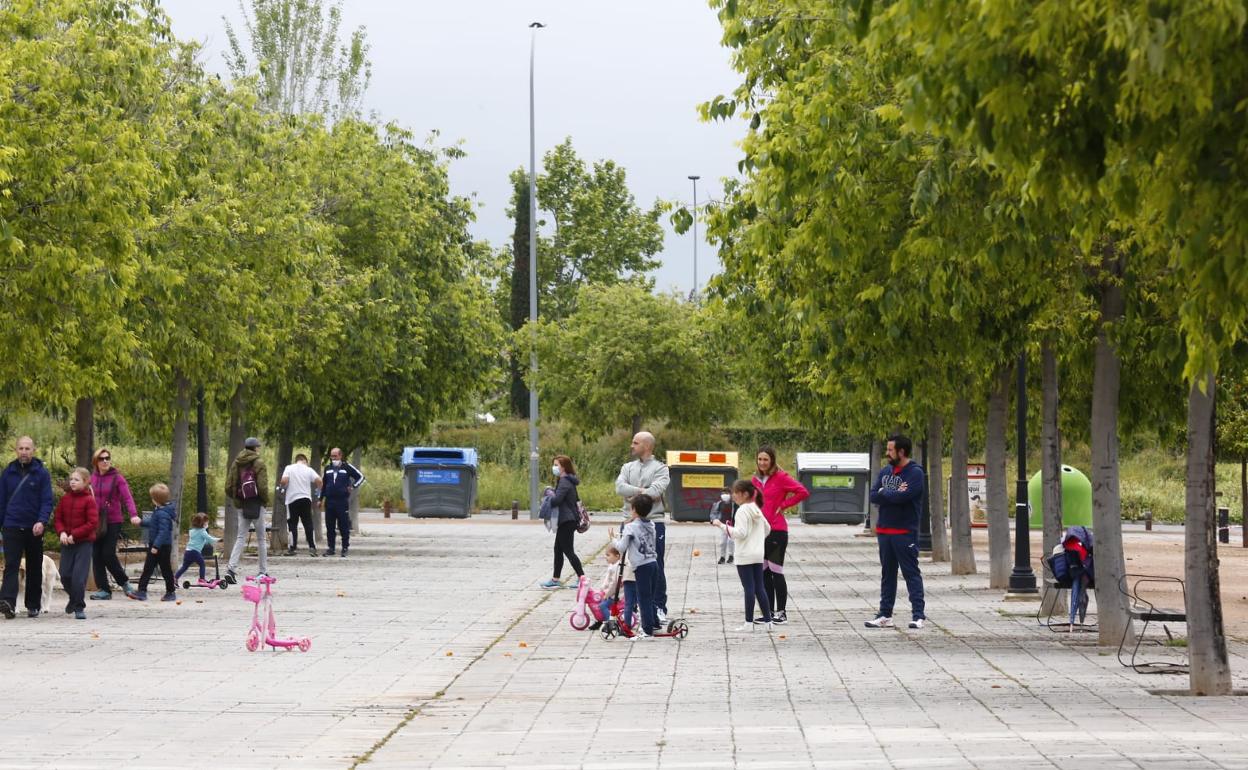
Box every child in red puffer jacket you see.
[53,468,99,619]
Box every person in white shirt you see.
[280,454,322,556]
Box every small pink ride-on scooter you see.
[241,575,311,652]
[569,575,607,630]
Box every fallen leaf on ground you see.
[779,635,787,640]
[692,550,701,557]
[175,601,182,605]
[518,641,528,648]
[445,651,453,656]
[336,591,346,597]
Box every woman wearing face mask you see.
[539,455,585,589]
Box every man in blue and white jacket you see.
[321,447,365,557]
[865,434,927,630]
[0,436,55,619]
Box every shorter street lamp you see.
[1008,351,1038,596]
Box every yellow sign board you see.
[682,473,726,489]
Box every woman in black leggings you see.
[540,455,584,589]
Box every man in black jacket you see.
[0,436,55,619]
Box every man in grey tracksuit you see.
[615,431,671,620]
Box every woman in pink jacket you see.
[89,448,140,600]
[751,446,809,625]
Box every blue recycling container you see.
[401,447,479,518]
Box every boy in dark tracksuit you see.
[321,448,364,557]
[865,434,927,630]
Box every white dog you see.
[16,554,58,615]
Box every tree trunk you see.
[349,447,362,532]
[168,376,191,544]
[1241,458,1247,550]
[950,396,977,574]
[310,440,325,538]
[986,365,1012,589]
[927,413,950,562]
[1185,373,1231,695]
[74,397,94,468]
[1090,252,1131,648]
[1041,339,1063,552]
[631,414,642,437]
[224,385,246,549]
[1040,339,1065,615]
[272,438,292,551]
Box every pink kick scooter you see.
[242,575,311,652]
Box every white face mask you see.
[332,460,341,467]
[720,493,731,503]
[552,465,562,477]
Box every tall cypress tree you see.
[509,173,531,418]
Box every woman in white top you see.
[712,479,773,631]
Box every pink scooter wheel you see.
[569,613,590,631]
[298,638,311,652]
[245,628,262,652]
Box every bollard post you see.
[512,500,519,520]
[383,498,391,519]
[1144,509,1152,532]
[1218,506,1230,544]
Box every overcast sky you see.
[158,0,747,296]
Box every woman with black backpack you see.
[539,455,585,589]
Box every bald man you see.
[321,447,364,557]
[0,437,55,619]
[615,432,671,622]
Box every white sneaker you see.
[908,618,925,629]
[763,621,774,632]
[656,609,668,624]
[864,616,894,629]
[731,623,754,632]
[630,631,652,641]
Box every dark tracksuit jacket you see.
[869,460,926,619]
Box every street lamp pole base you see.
[1003,590,1040,601]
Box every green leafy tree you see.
[251,120,503,455]
[505,140,664,416]
[873,0,1246,695]
[224,0,370,120]
[0,0,179,459]
[520,284,735,438]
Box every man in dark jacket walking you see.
[225,437,270,580]
[0,436,55,619]
[865,434,927,630]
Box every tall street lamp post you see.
[527,22,545,518]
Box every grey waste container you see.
[665,451,739,522]
[796,452,871,525]
[401,447,478,518]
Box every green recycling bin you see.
[1028,465,1092,528]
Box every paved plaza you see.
[2,513,1247,769]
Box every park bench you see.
[1116,574,1189,675]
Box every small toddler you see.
[174,512,219,583]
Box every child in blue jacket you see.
[126,483,178,602]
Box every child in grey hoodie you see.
[612,494,658,638]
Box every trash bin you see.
[401,447,479,518]
[1028,465,1093,528]
[665,451,739,522]
[795,452,872,525]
